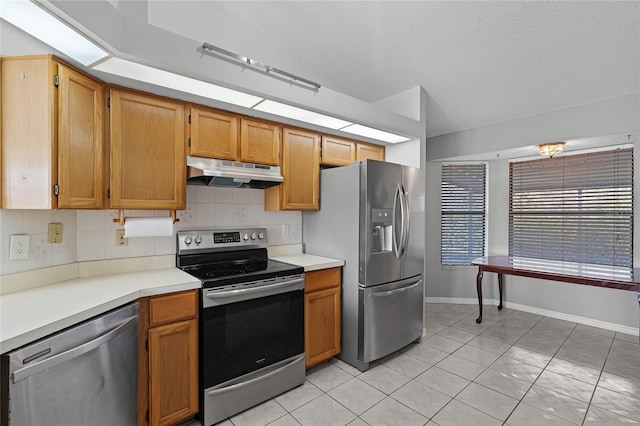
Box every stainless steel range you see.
[176,228,305,426]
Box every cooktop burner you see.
[176,228,304,288]
[194,258,269,278]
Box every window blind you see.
[509,148,633,270]
[441,163,487,265]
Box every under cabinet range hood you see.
[187,156,283,188]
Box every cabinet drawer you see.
[149,290,198,326]
[305,268,341,293]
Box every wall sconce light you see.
[537,142,565,158]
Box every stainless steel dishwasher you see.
[1,302,139,426]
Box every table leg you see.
[476,268,484,323]
[498,273,503,310]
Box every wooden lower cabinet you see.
[139,290,198,426]
[304,267,341,368]
[149,320,198,426]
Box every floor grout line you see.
[216,303,640,426]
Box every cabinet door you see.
[110,89,185,209]
[321,136,355,166]
[1,56,56,208]
[190,107,238,160]
[356,143,385,161]
[240,119,280,165]
[265,128,320,211]
[305,286,341,368]
[57,64,104,208]
[148,319,198,426]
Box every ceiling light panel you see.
[340,124,411,144]
[253,100,352,129]
[92,57,263,108]
[0,0,109,66]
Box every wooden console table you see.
[471,256,640,324]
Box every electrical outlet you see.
[9,235,30,260]
[116,230,128,247]
[281,224,290,236]
[47,223,63,244]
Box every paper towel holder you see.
[112,209,180,226]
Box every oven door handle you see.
[207,355,305,397]
[205,276,304,300]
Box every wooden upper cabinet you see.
[57,65,105,208]
[356,143,385,161]
[109,89,186,210]
[189,107,238,160]
[240,119,280,165]
[265,127,320,211]
[321,136,356,166]
[0,56,104,209]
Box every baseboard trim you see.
[425,297,639,337]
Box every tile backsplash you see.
[0,186,301,276]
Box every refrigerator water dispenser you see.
[372,208,392,252]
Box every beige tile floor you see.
[213,303,640,426]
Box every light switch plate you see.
[48,223,63,244]
[9,235,30,260]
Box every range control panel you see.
[177,228,268,254]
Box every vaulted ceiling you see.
[143,0,640,137]
[3,1,639,139]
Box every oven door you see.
[201,274,305,390]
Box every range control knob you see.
[250,232,257,240]
[184,236,193,246]
[258,232,265,240]
[194,235,203,245]
[242,233,249,241]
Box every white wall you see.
[0,187,301,279]
[386,139,422,168]
[377,86,428,170]
[425,94,640,332]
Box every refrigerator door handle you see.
[401,184,411,256]
[397,183,407,257]
[392,183,402,259]
[368,280,421,298]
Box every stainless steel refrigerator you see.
[303,159,425,371]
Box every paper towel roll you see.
[124,217,174,238]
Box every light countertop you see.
[270,253,345,272]
[0,268,200,354]
[0,248,343,354]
